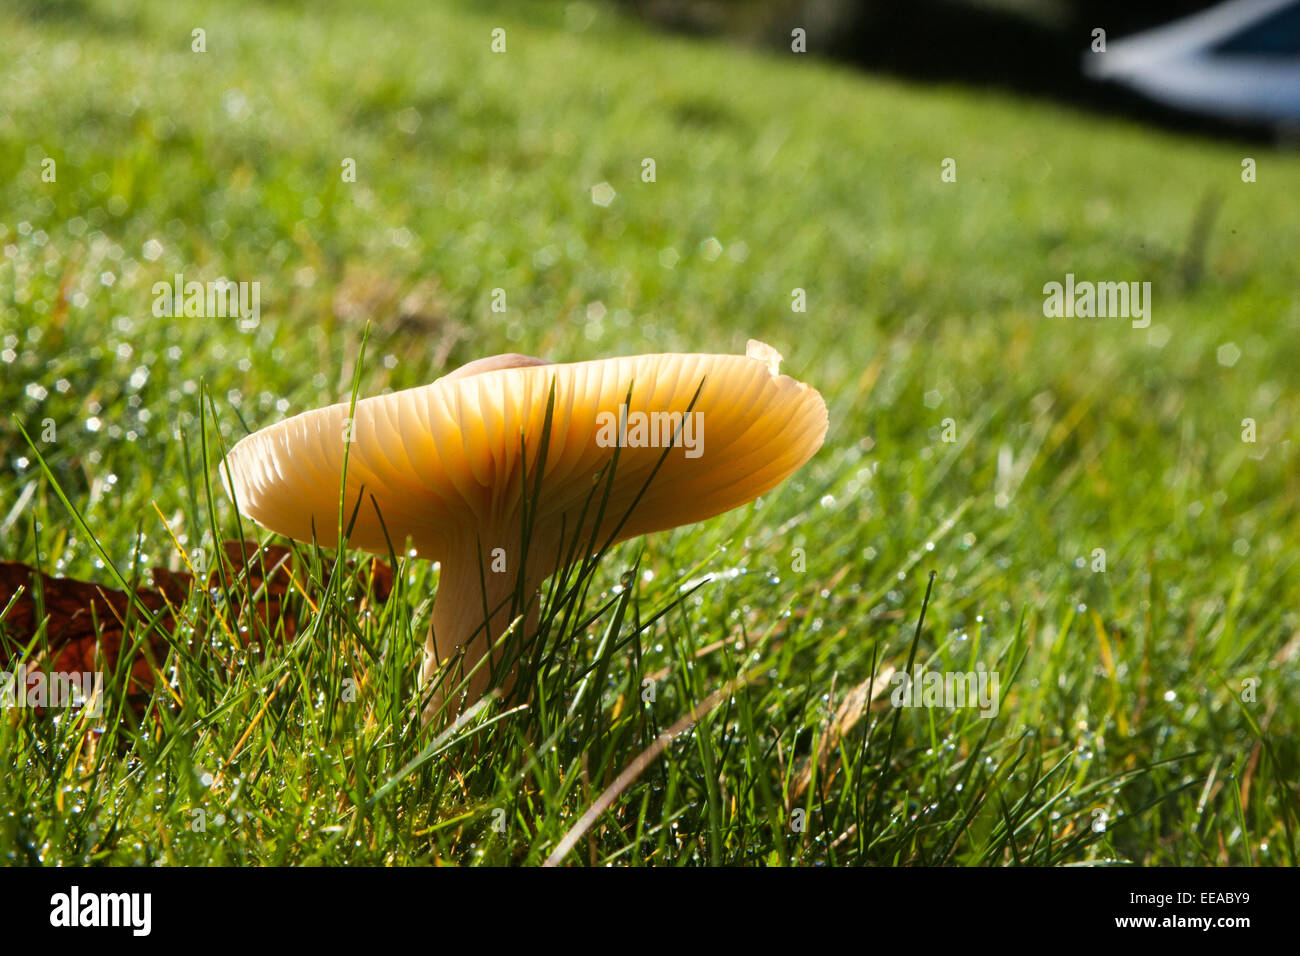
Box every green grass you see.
[1,0,1298,866]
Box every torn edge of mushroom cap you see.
[746,339,783,375]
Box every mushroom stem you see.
[419,535,555,723]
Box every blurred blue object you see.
[1085,0,1300,125]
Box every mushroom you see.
[220,339,827,722]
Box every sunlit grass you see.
[0,0,1297,865]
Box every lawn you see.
[1,0,1297,865]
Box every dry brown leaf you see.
[0,543,392,713]
[792,666,896,801]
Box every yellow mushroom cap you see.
[221,339,828,559]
